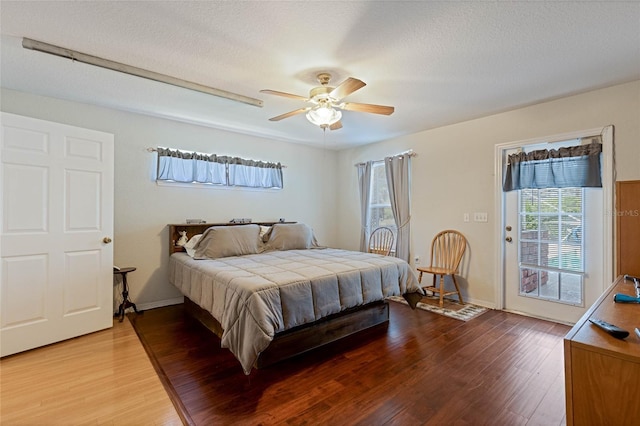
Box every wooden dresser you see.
[564,275,640,425]
[616,180,640,276]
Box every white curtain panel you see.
[357,161,372,252]
[385,154,411,263]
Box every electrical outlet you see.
[414,256,420,264]
[464,213,470,222]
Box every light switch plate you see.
[474,212,488,222]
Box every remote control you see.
[589,318,629,339]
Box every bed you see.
[167,222,423,374]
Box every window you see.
[368,161,396,243]
[156,147,283,189]
[518,187,584,304]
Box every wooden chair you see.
[417,230,467,308]
[368,227,395,256]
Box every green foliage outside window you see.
[520,188,582,241]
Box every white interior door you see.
[1,112,114,356]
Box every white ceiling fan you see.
[260,72,394,130]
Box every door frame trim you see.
[493,126,614,312]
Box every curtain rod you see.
[354,149,417,167]
[147,148,287,167]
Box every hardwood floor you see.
[129,302,570,425]
[0,317,181,425]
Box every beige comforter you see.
[168,248,422,374]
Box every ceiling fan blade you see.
[342,102,395,115]
[268,107,310,121]
[329,120,343,131]
[329,77,366,100]
[260,89,308,101]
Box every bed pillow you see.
[264,223,319,251]
[193,224,261,259]
[183,234,203,258]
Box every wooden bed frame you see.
[168,222,390,369]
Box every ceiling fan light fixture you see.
[262,72,392,130]
[306,104,342,128]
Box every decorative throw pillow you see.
[183,234,202,258]
[259,225,271,242]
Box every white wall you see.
[336,80,640,307]
[3,81,639,310]
[1,88,339,309]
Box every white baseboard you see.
[464,296,496,310]
[135,297,184,312]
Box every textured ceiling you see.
[1,1,639,149]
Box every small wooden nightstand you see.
[113,267,140,322]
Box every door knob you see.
[505,225,512,231]
[505,236,513,243]
[103,237,112,244]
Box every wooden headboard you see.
[168,222,293,254]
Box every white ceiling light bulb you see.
[306,104,342,128]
